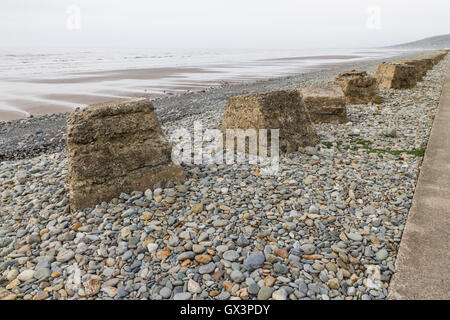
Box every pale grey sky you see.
[1,0,449,49]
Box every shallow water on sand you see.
[0,47,406,120]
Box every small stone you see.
[325,262,337,273]
[376,249,389,261]
[156,248,171,260]
[301,244,316,255]
[273,263,289,274]
[304,176,314,185]
[122,250,133,261]
[144,189,153,200]
[257,286,274,300]
[177,252,195,261]
[56,250,75,262]
[160,287,172,299]
[173,292,192,300]
[199,262,216,274]
[313,262,324,271]
[272,288,288,300]
[179,231,191,240]
[26,235,41,244]
[187,279,202,293]
[51,271,61,278]
[175,185,188,193]
[34,268,51,281]
[305,219,314,227]
[223,280,234,293]
[346,232,363,242]
[6,279,20,290]
[230,270,245,283]
[368,236,381,244]
[274,248,288,259]
[216,245,229,253]
[0,288,16,300]
[347,287,356,296]
[237,234,250,247]
[83,276,101,296]
[264,276,276,287]
[304,146,317,156]
[17,270,35,281]
[248,283,260,295]
[223,250,239,262]
[244,252,265,271]
[192,203,203,214]
[309,205,319,214]
[195,254,212,264]
[102,286,117,297]
[213,220,227,227]
[147,243,158,253]
[6,269,19,281]
[209,290,219,297]
[327,278,340,290]
[192,244,205,254]
[382,128,397,138]
[213,270,225,282]
[141,212,152,221]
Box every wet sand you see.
[0,52,409,121]
[259,54,361,61]
[1,67,230,120]
[20,67,220,84]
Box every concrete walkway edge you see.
[388,59,450,300]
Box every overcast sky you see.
[1,0,449,49]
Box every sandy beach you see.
[0,49,413,121]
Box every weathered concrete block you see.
[300,85,348,124]
[424,51,448,65]
[67,98,185,210]
[437,50,448,62]
[393,58,431,81]
[375,62,417,89]
[222,90,319,154]
[334,70,382,104]
[393,51,448,81]
[416,57,436,71]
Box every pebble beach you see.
[0,52,448,301]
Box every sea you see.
[0,47,408,120]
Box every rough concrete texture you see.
[393,51,448,81]
[334,70,382,104]
[375,63,417,89]
[300,85,348,123]
[424,51,448,65]
[388,60,450,300]
[222,90,319,154]
[67,98,185,210]
[393,59,430,81]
